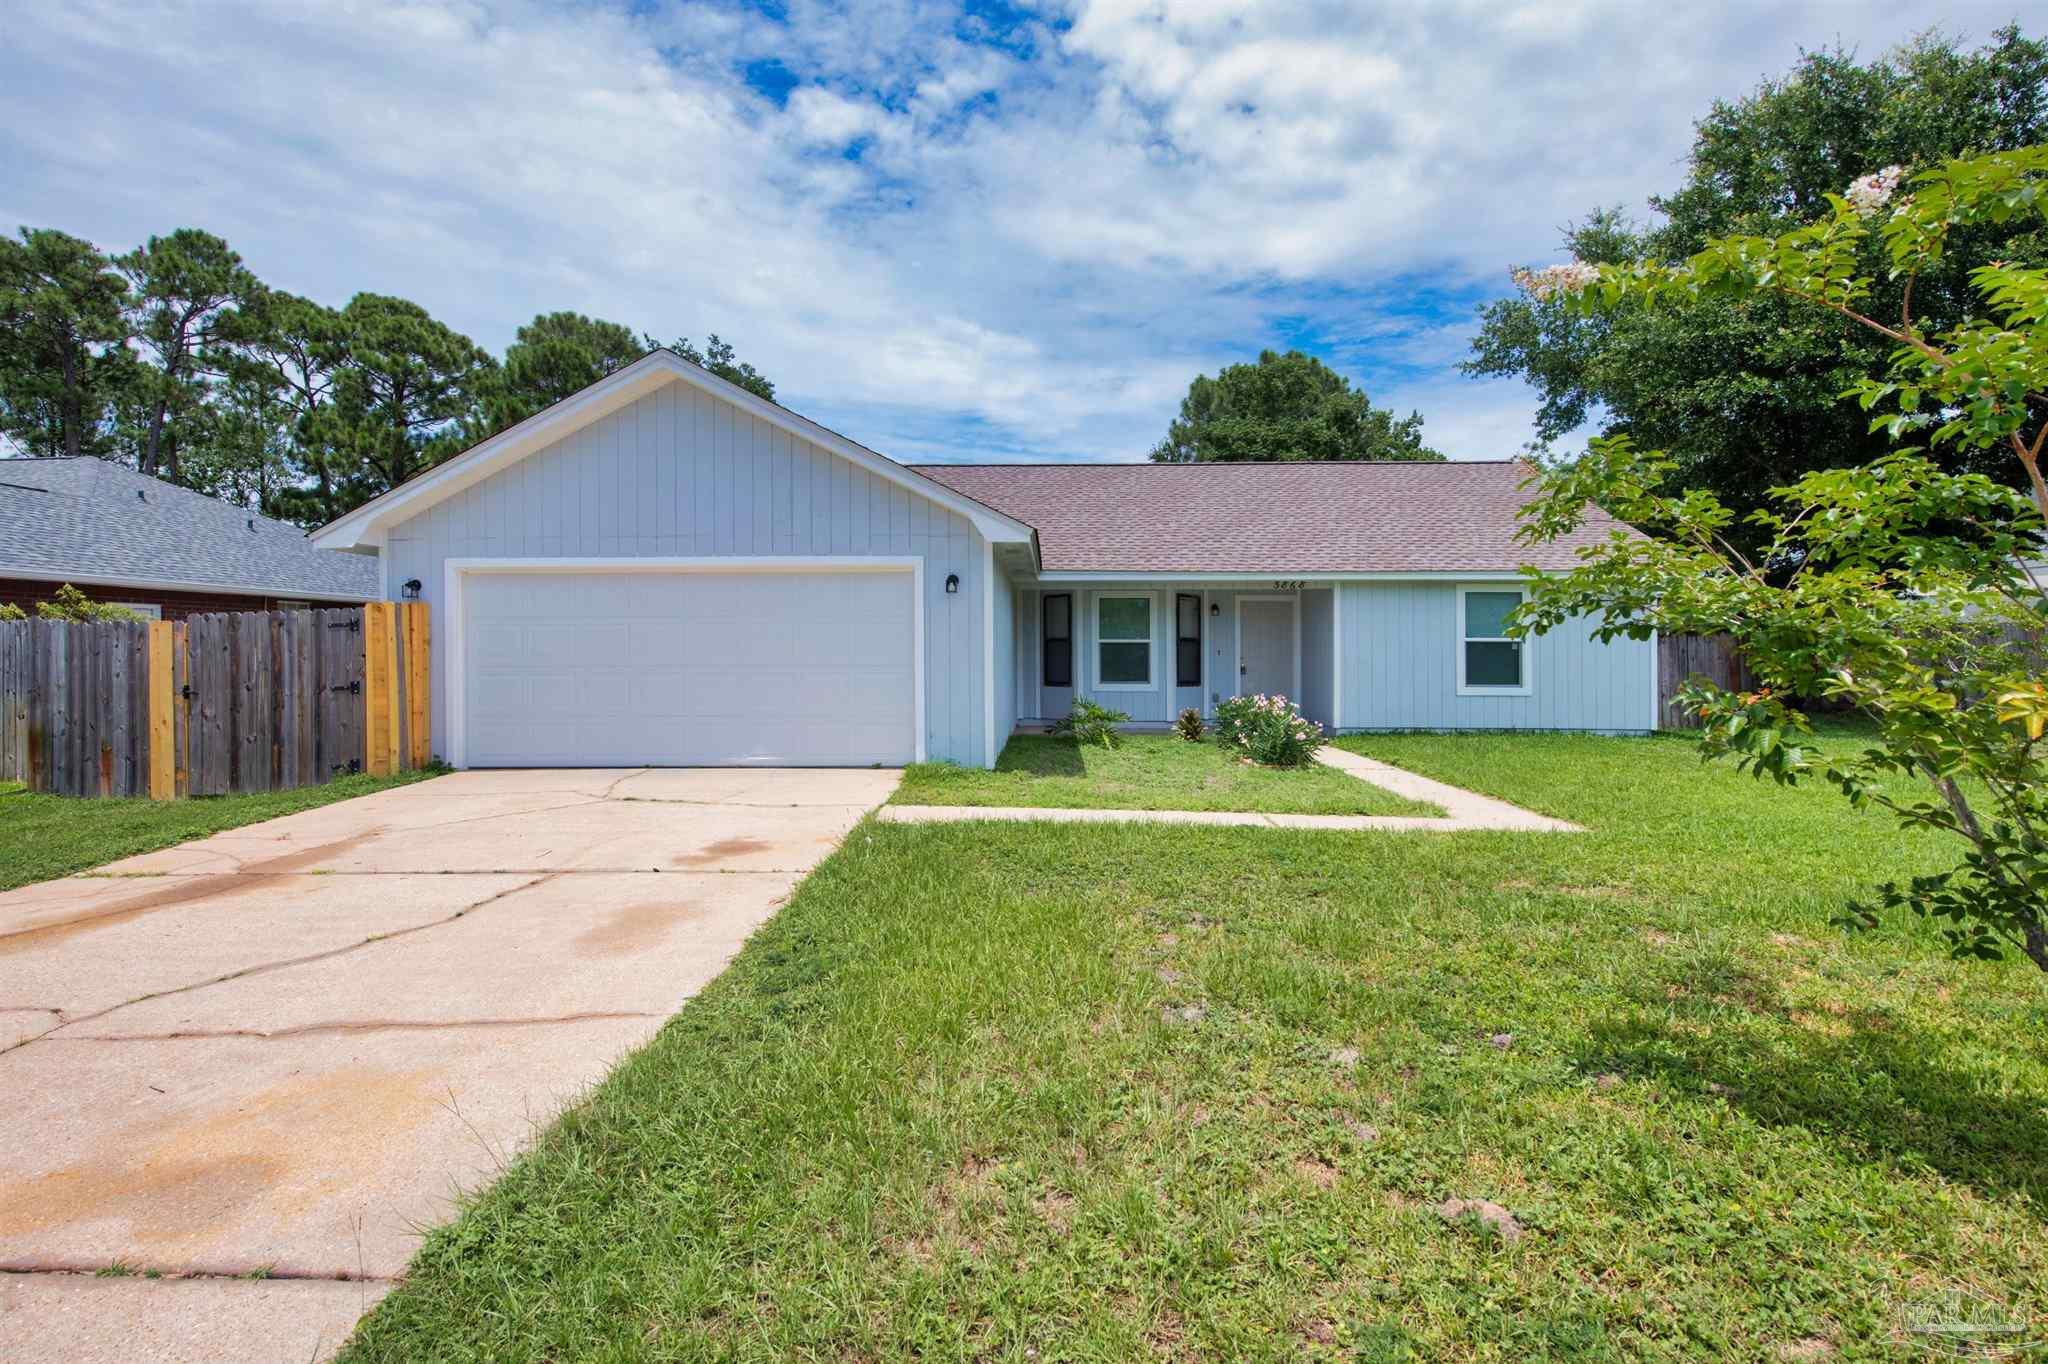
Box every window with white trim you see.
[1096,594,1153,688]
[1459,588,1528,692]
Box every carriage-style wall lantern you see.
[402,578,423,600]
[945,574,959,594]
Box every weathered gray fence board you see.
[173,621,190,798]
[292,614,317,785]
[320,609,365,779]
[108,625,129,797]
[0,622,19,784]
[0,621,19,784]
[0,620,145,795]
[1657,633,1756,729]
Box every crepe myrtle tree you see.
[1511,146,2048,971]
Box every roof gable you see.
[309,351,1035,551]
[909,461,1639,575]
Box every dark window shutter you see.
[1175,594,1201,687]
[1043,593,1073,688]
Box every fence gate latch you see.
[330,758,361,775]
[327,618,361,633]
[330,680,361,695]
[180,685,194,700]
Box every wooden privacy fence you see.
[0,603,431,799]
[1656,632,1756,730]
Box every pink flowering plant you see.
[1211,693,1326,767]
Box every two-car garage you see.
[452,561,921,768]
[311,351,1028,769]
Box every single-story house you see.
[0,457,378,620]
[309,350,1654,769]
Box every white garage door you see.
[460,567,917,767]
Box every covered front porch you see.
[1010,580,1340,731]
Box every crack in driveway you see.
[599,768,653,799]
[5,874,565,1056]
[0,1262,398,1285]
[43,1010,666,1043]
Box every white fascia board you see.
[0,565,372,602]
[1029,570,1541,584]
[310,350,1037,551]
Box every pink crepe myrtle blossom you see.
[1844,165,1905,216]
[1511,260,1599,301]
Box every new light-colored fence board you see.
[1657,632,1757,729]
[0,604,429,799]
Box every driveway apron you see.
[0,767,897,1363]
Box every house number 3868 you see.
[1271,579,1305,590]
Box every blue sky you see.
[1,1,2028,463]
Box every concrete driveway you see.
[0,766,898,1363]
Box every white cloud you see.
[0,0,2027,464]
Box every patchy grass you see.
[343,732,2048,1362]
[892,733,1437,816]
[0,770,443,892]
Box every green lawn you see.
[891,733,1439,816]
[344,731,2047,1362]
[0,771,442,892]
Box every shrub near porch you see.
[891,734,1436,816]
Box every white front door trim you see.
[442,555,925,769]
[1232,592,1301,702]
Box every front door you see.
[1237,597,1296,700]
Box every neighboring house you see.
[310,350,1654,770]
[0,457,377,620]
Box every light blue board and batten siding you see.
[379,378,992,766]
[992,570,1015,758]
[1006,581,1650,734]
[1336,582,1653,732]
[1014,586,1220,723]
[1297,588,1334,728]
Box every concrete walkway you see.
[878,748,1579,834]
[0,766,898,1364]
[1314,747,1581,830]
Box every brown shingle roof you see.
[907,461,1637,574]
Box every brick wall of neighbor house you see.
[0,577,362,622]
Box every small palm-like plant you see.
[1050,697,1129,748]
[1174,707,1205,741]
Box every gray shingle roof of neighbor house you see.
[908,459,1640,574]
[0,457,380,599]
